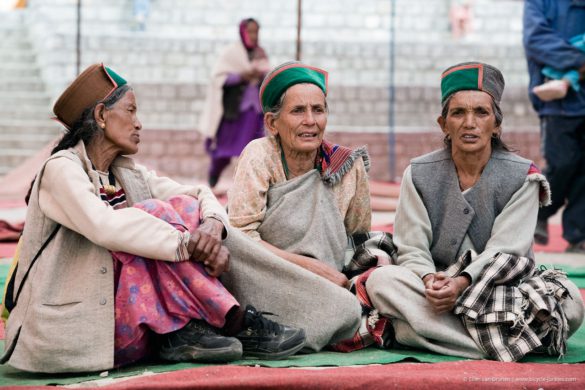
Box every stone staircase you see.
[0,0,541,182]
[0,9,59,176]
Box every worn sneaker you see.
[236,305,306,360]
[534,219,549,245]
[160,319,243,363]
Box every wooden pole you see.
[388,0,396,181]
[296,0,302,61]
[76,0,81,74]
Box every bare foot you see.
[533,79,570,101]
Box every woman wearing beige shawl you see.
[199,18,269,188]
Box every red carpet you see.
[0,242,17,259]
[373,223,394,233]
[10,360,580,390]
[0,220,24,242]
[534,224,568,253]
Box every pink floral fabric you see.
[112,195,238,366]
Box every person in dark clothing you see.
[523,0,585,253]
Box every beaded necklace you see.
[92,163,117,196]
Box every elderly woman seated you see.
[225,61,380,350]
[366,62,585,361]
[1,64,306,373]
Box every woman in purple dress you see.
[199,18,269,187]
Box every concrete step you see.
[0,50,36,63]
[0,91,52,106]
[0,34,31,49]
[0,120,61,135]
[0,62,40,78]
[0,133,56,149]
[0,148,40,169]
[0,10,26,29]
[0,100,50,110]
[0,109,52,121]
[0,77,45,92]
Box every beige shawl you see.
[198,41,267,138]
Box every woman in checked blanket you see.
[366,61,584,362]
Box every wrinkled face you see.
[266,83,327,155]
[102,90,142,155]
[246,21,259,46]
[438,90,499,157]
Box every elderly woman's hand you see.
[198,217,225,242]
[423,272,470,313]
[203,245,230,277]
[188,218,229,276]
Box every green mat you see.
[1,316,584,387]
[1,326,584,387]
[538,263,585,288]
[0,310,585,386]
[0,263,9,302]
[0,262,584,386]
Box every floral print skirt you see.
[111,195,238,366]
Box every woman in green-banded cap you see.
[366,62,584,361]
[2,64,307,373]
[224,61,392,353]
[229,61,372,285]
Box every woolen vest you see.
[410,149,531,270]
[2,144,153,373]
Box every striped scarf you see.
[319,140,370,186]
[99,187,127,209]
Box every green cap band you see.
[105,66,127,87]
[441,62,504,104]
[260,62,328,112]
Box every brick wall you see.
[134,129,544,183]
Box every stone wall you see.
[1,0,542,182]
[22,0,536,132]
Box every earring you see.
[100,123,106,129]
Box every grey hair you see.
[440,93,511,151]
[267,90,289,120]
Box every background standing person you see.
[449,0,474,40]
[523,0,585,253]
[199,18,269,189]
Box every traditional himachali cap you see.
[440,61,505,104]
[259,61,328,113]
[53,63,127,129]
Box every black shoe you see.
[381,321,397,349]
[159,320,243,363]
[566,240,585,254]
[534,219,549,245]
[236,305,306,360]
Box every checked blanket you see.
[448,251,571,362]
[331,231,397,352]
